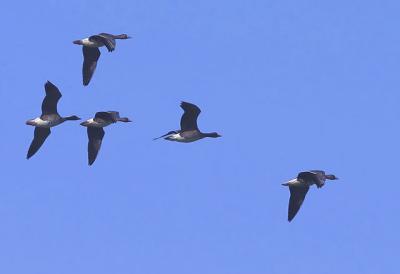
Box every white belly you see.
[169,133,185,141]
[33,117,62,128]
[168,133,203,143]
[82,38,103,48]
[288,178,307,187]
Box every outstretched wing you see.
[87,127,105,166]
[180,101,201,131]
[41,81,62,115]
[27,127,51,159]
[90,34,116,52]
[82,46,101,86]
[288,185,309,222]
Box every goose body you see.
[26,81,80,159]
[77,38,104,48]
[73,33,131,86]
[81,111,131,165]
[282,170,338,222]
[27,117,59,128]
[165,131,203,143]
[80,118,113,128]
[154,101,221,143]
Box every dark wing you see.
[288,185,309,222]
[87,127,105,165]
[41,81,62,115]
[180,101,201,131]
[106,111,120,121]
[310,170,326,179]
[298,171,325,187]
[90,34,116,52]
[94,111,119,123]
[27,127,51,159]
[82,46,101,86]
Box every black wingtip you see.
[180,101,189,106]
[27,150,34,159]
[88,157,96,166]
[45,80,54,88]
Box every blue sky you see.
[1,0,399,273]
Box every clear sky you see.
[1,0,399,273]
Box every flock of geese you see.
[25,32,339,222]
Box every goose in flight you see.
[73,33,131,86]
[80,111,131,165]
[282,170,338,222]
[26,81,80,159]
[154,101,221,142]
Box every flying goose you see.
[80,111,131,165]
[282,170,338,222]
[154,101,221,142]
[26,81,80,159]
[73,33,131,86]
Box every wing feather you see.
[288,185,309,222]
[41,81,61,115]
[90,34,116,52]
[180,102,201,131]
[82,47,101,86]
[27,127,51,159]
[87,127,105,165]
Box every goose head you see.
[118,117,132,123]
[116,34,131,39]
[326,174,339,180]
[203,132,222,138]
[64,115,81,121]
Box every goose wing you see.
[41,81,61,115]
[105,111,121,121]
[94,111,119,123]
[82,46,101,86]
[27,127,51,159]
[180,101,201,131]
[87,127,105,166]
[288,185,309,222]
[298,171,325,187]
[90,33,116,52]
